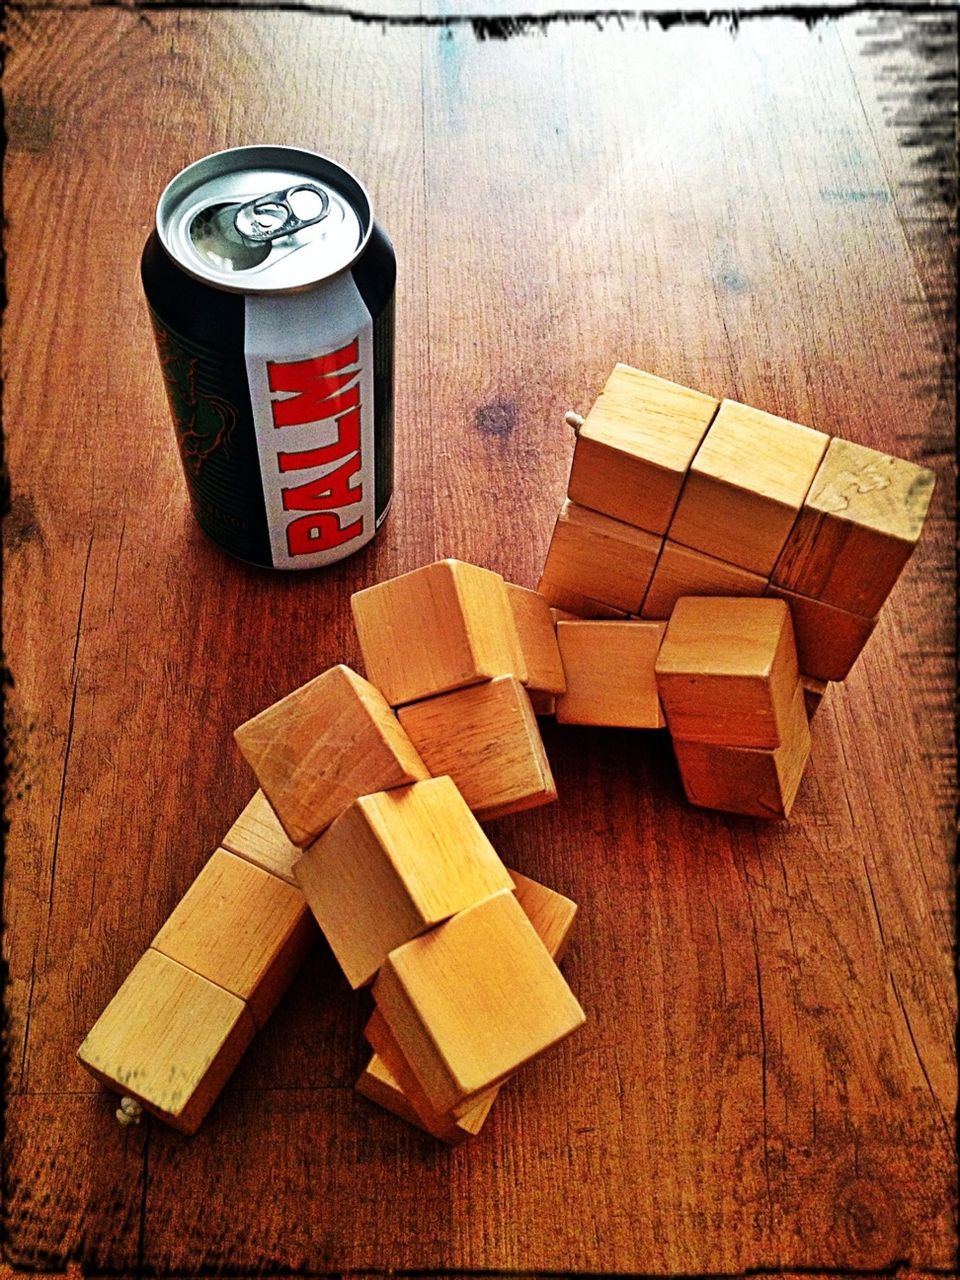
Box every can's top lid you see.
[156,145,372,294]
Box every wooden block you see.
[771,436,936,616]
[802,675,829,719]
[540,500,661,612]
[221,790,301,885]
[537,578,630,619]
[667,399,829,576]
[672,683,811,819]
[766,584,877,682]
[555,620,666,728]
[397,677,557,821]
[654,597,801,747]
[372,888,585,1117]
[76,950,256,1135]
[567,365,719,534]
[504,582,566,695]
[640,540,768,620]
[234,664,430,847]
[528,689,557,717]
[549,606,580,623]
[358,867,576,1143]
[151,848,317,1030]
[293,776,513,989]
[350,559,527,706]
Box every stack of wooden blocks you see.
[78,562,584,1142]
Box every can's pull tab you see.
[233,183,330,244]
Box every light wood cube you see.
[151,849,317,1029]
[372,888,585,1117]
[567,365,719,534]
[766,585,876,682]
[802,675,829,719]
[76,950,256,1134]
[397,676,557,821]
[509,868,578,964]
[667,400,829,576]
[640,540,768,620]
[672,683,811,819]
[540,500,661,613]
[221,790,301,885]
[234,664,430,847]
[293,777,513,989]
[504,583,566,695]
[772,437,936,617]
[555,620,666,728]
[350,559,527,706]
[654,597,801,748]
[537,578,630,619]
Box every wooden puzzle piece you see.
[555,620,666,728]
[151,848,317,1029]
[654,597,801,748]
[221,790,301,885]
[234,664,430,847]
[350,559,527,706]
[504,583,567,695]
[540,500,661,613]
[536,577,630,619]
[671,682,811,819]
[766,584,877,682]
[667,399,829,576]
[372,888,585,1117]
[397,677,557,821]
[293,777,513,989]
[567,365,719,535]
[640,540,768,620]
[771,436,936,617]
[76,949,256,1134]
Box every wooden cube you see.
[672,683,811,819]
[771,437,936,617]
[667,400,829,576]
[234,664,430,847]
[567,365,719,534]
[640,541,768,620]
[151,849,316,1029]
[555,620,666,728]
[528,689,557,717]
[77,949,256,1134]
[293,777,513,989]
[537,578,630,619]
[540,500,661,613]
[359,869,578,1142]
[654,597,801,748]
[504,583,566,695]
[372,888,585,1117]
[766,585,876,682]
[802,675,829,719]
[351,559,527,706]
[397,677,557,821]
[221,790,301,885]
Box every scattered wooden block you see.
[293,777,513,989]
[640,540,768,620]
[234,664,430,847]
[802,675,829,719]
[350,559,527,706]
[355,1048,428,1133]
[654,597,801,747]
[509,868,578,964]
[537,578,630,619]
[766,584,877,682]
[771,437,936,617]
[151,848,317,1029]
[667,399,829,576]
[397,677,557,821]
[555,620,666,728]
[540,500,661,613]
[221,790,301,885]
[76,949,256,1134]
[372,888,585,1117]
[567,365,719,534]
[672,683,811,819]
[504,583,566,695]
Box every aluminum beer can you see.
[142,145,395,569]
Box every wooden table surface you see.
[4,5,956,1275]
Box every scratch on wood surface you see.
[889,972,951,1144]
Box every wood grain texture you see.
[767,583,878,683]
[4,8,954,1275]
